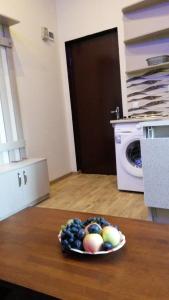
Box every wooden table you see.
[0,207,169,300]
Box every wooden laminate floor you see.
[38,173,148,221]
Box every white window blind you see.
[0,22,25,164]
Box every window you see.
[0,17,25,164]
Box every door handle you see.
[23,171,27,185]
[110,106,120,120]
[17,173,22,187]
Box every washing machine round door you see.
[121,136,143,177]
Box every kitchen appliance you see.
[114,122,144,192]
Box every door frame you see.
[65,27,121,172]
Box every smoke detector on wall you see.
[41,27,54,41]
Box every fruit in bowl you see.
[58,216,126,254]
[83,233,103,253]
[85,223,102,234]
[102,226,121,247]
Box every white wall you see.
[55,0,137,171]
[0,0,71,180]
[0,0,138,179]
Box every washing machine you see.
[114,122,144,192]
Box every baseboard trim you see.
[50,172,78,185]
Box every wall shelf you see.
[122,0,169,14]
[124,28,169,45]
[123,0,169,116]
[126,61,169,76]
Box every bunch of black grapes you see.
[61,218,85,251]
[82,217,110,228]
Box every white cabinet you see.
[0,158,49,220]
[141,120,169,210]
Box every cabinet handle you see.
[23,171,27,185]
[17,173,22,187]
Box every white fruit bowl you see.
[58,230,126,255]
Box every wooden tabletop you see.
[0,207,169,300]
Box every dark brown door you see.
[66,28,123,175]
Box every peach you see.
[83,233,103,253]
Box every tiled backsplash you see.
[127,68,169,116]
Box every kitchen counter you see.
[110,116,167,124]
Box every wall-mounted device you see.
[41,27,54,41]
